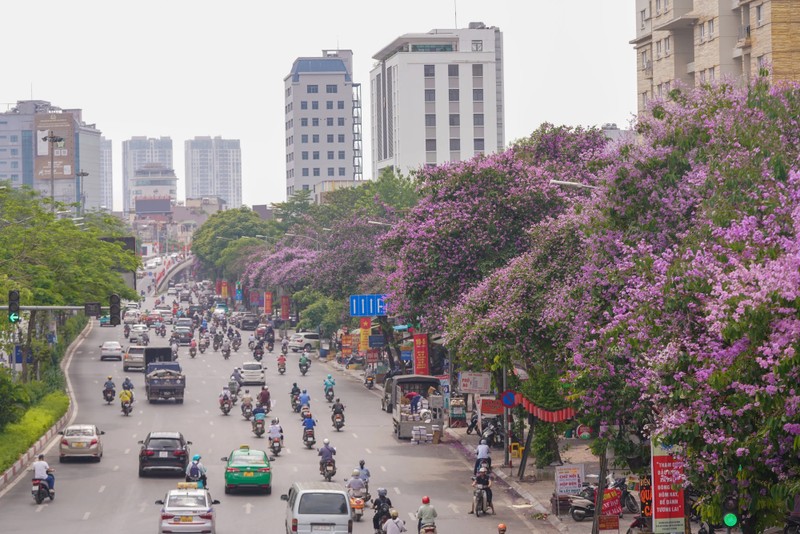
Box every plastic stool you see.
[510,442,521,458]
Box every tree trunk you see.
[377,316,398,370]
[592,449,609,534]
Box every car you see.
[240,314,260,330]
[180,291,192,302]
[160,310,174,325]
[138,431,192,476]
[236,361,266,386]
[175,317,193,329]
[58,424,104,462]
[173,326,194,346]
[289,332,320,352]
[124,346,146,372]
[144,311,163,328]
[129,324,149,345]
[155,483,220,534]
[167,288,177,296]
[100,341,123,361]
[221,445,272,494]
[98,315,111,327]
[124,301,140,310]
[123,309,141,324]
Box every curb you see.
[0,319,90,494]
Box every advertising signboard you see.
[35,114,75,181]
[477,397,503,415]
[413,333,429,375]
[602,488,622,516]
[652,442,685,533]
[458,371,492,394]
[639,475,652,517]
[264,292,273,315]
[281,295,290,321]
[366,349,379,364]
[598,515,620,531]
[341,335,353,356]
[359,318,371,352]
[555,464,585,495]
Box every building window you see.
[327,118,334,126]
[474,138,485,151]
[709,67,715,81]
[302,184,310,191]
[286,87,292,97]
[10,135,18,143]
[640,9,647,29]
[699,23,705,42]
[656,41,662,58]
[337,117,345,126]
[338,134,345,143]
[338,150,345,159]
[327,101,334,110]
[756,5,763,25]
[326,85,338,93]
[449,114,460,126]
[665,36,671,55]
[302,151,309,160]
[301,101,308,110]
[312,134,319,143]
[448,64,459,77]
[664,81,671,92]
[642,92,648,108]
[424,64,435,77]
[301,118,308,127]
[327,134,334,143]
[425,89,435,102]
[641,51,648,69]
[307,84,319,93]
[757,54,766,68]
[301,134,308,143]
[708,18,714,37]
[472,64,483,77]
[474,113,484,126]
[312,118,320,127]
[450,139,460,151]
[312,101,319,110]
[656,0,661,13]
[313,151,320,160]
[313,168,320,177]
[699,70,706,83]
[473,89,484,102]
[425,114,436,127]
[338,100,344,109]
[339,167,346,176]
[327,151,334,159]
[449,89,459,102]
[471,40,483,52]
[426,139,436,151]
[302,168,309,177]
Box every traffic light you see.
[8,290,20,323]
[109,294,121,326]
[722,495,739,527]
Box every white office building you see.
[371,22,505,178]
[99,137,113,210]
[185,136,242,208]
[284,49,363,198]
[122,136,173,214]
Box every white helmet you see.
[323,438,330,445]
[353,469,361,476]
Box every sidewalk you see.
[322,357,614,534]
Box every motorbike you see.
[349,490,365,522]
[248,340,255,350]
[291,395,301,413]
[300,363,309,376]
[473,482,492,517]
[271,437,282,456]
[325,388,335,403]
[31,474,54,504]
[267,341,275,353]
[222,347,231,360]
[213,339,221,352]
[420,524,437,534]
[199,339,208,354]
[171,345,179,359]
[365,376,374,389]
[320,459,335,480]
[300,405,311,421]
[232,338,241,352]
[303,428,316,449]
[567,493,595,522]
[625,517,650,534]
[278,362,286,375]
[252,418,265,437]
[466,412,480,434]
[333,413,345,431]
[242,403,253,420]
[103,388,115,404]
[189,346,197,358]
[608,474,639,514]
[481,420,504,448]
[121,400,132,416]
[281,344,288,355]
[254,347,264,361]
[220,399,232,415]
[123,325,130,338]
[158,325,166,337]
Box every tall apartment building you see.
[632,0,800,113]
[284,49,363,198]
[99,137,113,210]
[122,136,173,213]
[184,136,242,208]
[370,22,505,178]
[129,162,177,215]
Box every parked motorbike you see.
[473,482,492,517]
[481,420,504,448]
[567,493,595,522]
[607,474,639,514]
[31,474,54,504]
[365,376,374,389]
[242,403,253,420]
[333,413,345,431]
[252,418,265,437]
[220,399,232,415]
[271,437,282,456]
[278,362,286,375]
[300,364,309,376]
[304,428,316,449]
[320,459,335,480]
[103,388,115,404]
[325,388,335,403]
[121,400,132,416]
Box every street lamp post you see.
[76,169,89,216]
[42,130,64,213]
[549,179,599,190]
[285,232,322,251]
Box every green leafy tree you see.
[191,207,273,274]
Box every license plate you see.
[73,442,86,448]
[180,516,193,523]
[32,486,39,492]
[243,471,254,477]
[159,451,168,458]
[312,525,332,532]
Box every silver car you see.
[58,424,104,462]
[155,485,220,534]
[100,341,123,361]
[237,361,266,386]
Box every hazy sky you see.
[1,0,636,211]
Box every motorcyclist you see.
[122,376,135,401]
[252,403,267,432]
[299,351,311,369]
[221,336,231,353]
[303,412,317,439]
[277,353,287,367]
[290,383,301,397]
[281,337,289,351]
[323,374,336,393]
[185,454,208,488]
[317,437,335,472]
[228,375,240,397]
[384,509,407,534]
[227,325,234,339]
[346,468,366,497]
[331,398,346,424]
[475,439,491,475]
[299,389,311,407]
[103,376,116,397]
[119,387,133,411]
[240,389,253,414]
[469,467,493,513]
[123,323,130,337]
[358,459,371,484]
[141,330,150,345]
[372,488,393,532]
[170,338,179,357]
[416,496,438,532]
[268,418,284,443]
[32,454,55,495]
[189,338,197,352]
[248,333,256,347]
[219,387,232,408]
[257,386,271,408]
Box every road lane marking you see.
[352,433,358,438]
[83,512,91,520]
[113,465,119,471]
[35,505,44,513]
[124,448,130,455]
[244,502,253,514]
[365,448,372,454]
[394,486,401,495]
[195,399,201,403]
[210,434,215,439]
[99,485,106,493]
[209,421,214,426]
[132,434,137,439]
[204,410,209,414]
[380,466,387,472]
[448,503,460,514]
[408,512,415,521]
[293,466,298,472]
[137,421,142,426]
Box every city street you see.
[0,293,541,534]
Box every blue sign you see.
[349,294,387,317]
[501,390,516,408]
[400,350,413,362]
[235,289,243,302]
[368,335,385,348]
[14,344,32,364]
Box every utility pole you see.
[76,169,89,216]
[42,131,64,213]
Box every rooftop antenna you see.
[454,0,458,28]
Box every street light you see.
[76,169,89,216]
[367,220,393,227]
[42,130,64,213]
[549,179,600,190]
[285,232,322,251]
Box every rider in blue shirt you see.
[299,390,311,407]
[302,413,316,437]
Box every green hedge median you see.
[0,391,69,473]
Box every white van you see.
[280,482,351,534]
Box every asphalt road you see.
[0,290,541,533]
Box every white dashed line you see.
[293,466,298,472]
[352,433,358,439]
[209,421,214,426]
[113,465,120,471]
[124,448,130,455]
[365,448,372,454]
[380,466,387,472]
[394,487,402,495]
[83,512,91,520]
[98,485,106,493]
[35,505,44,513]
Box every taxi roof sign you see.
[239,444,250,450]
[177,482,198,489]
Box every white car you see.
[99,341,123,361]
[237,361,266,386]
[288,332,320,352]
[129,324,149,345]
[155,484,219,534]
[167,288,177,296]
[58,424,104,462]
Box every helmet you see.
[359,459,365,467]
[353,469,361,476]
[264,386,269,390]
[422,496,430,504]
[107,375,113,380]
[480,439,487,445]
[327,374,332,379]
[302,389,307,394]
[378,488,388,497]
[272,418,278,424]
[323,438,330,445]
[390,509,399,519]
[336,398,340,403]
[275,417,280,424]
[192,454,201,461]
[293,382,298,387]
[262,386,267,390]
[479,467,488,473]
[498,524,507,533]
[245,389,249,394]
[125,376,130,381]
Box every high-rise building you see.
[129,162,177,215]
[631,0,800,114]
[184,136,242,208]
[122,136,172,213]
[284,49,363,198]
[0,100,103,211]
[370,22,505,178]
[99,137,113,210]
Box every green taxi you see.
[221,445,272,494]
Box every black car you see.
[240,314,260,330]
[138,431,191,476]
[173,326,194,346]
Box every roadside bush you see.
[0,391,69,473]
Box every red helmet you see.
[422,496,430,504]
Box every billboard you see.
[35,114,75,180]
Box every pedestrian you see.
[497,523,507,534]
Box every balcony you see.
[736,25,752,48]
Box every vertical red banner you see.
[359,317,371,352]
[264,292,273,315]
[221,281,229,299]
[413,333,429,375]
[215,279,222,296]
[281,295,290,320]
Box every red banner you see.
[366,349,379,364]
[652,443,685,533]
[341,335,353,356]
[478,398,503,415]
[215,279,222,295]
[359,317,371,352]
[413,333,429,375]
[281,295,290,320]
[264,292,273,315]
[601,488,622,515]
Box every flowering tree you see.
[242,245,318,295]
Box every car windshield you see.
[231,451,266,465]
[167,494,207,508]
[65,427,94,437]
[298,493,348,515]
[103,342,121,349]
[243,363,261,371]
[147,438,181,449]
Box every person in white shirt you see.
[475,439,491,475]
[32,454,54,493]
[268,419,284,443]
[346,469,366,497]
[382,509,406,534]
